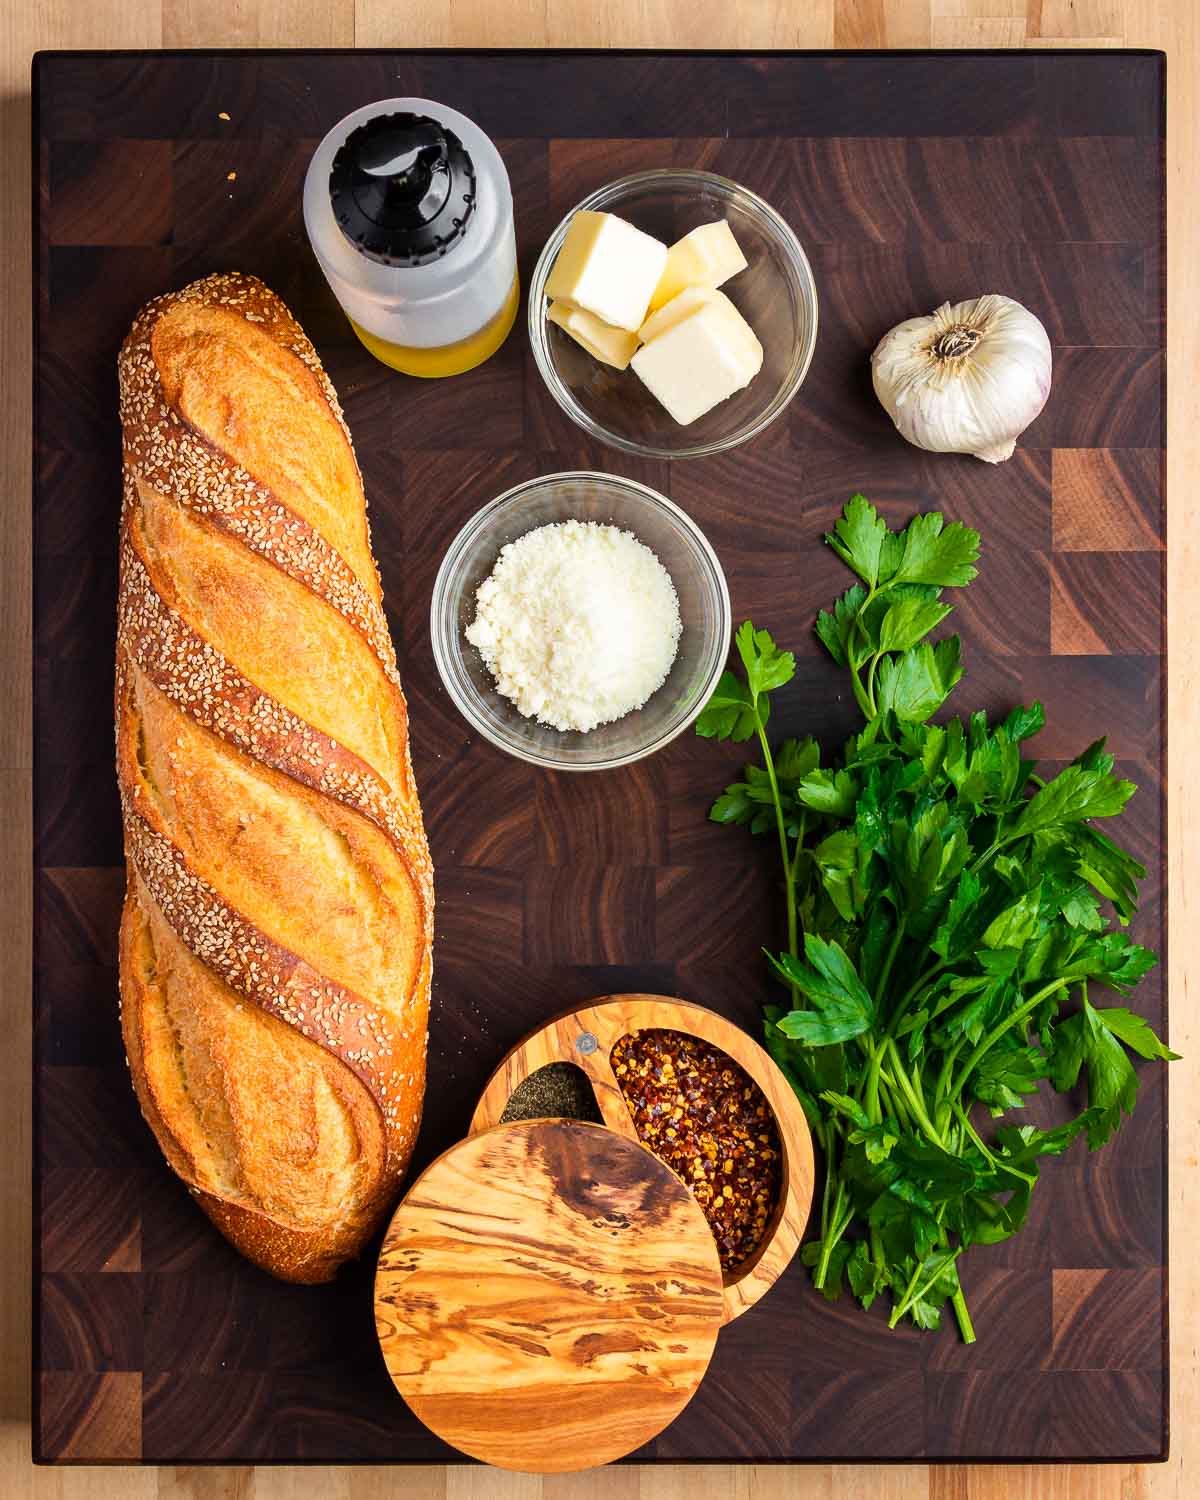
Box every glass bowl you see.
[528,169,818,460]
[430,472,731,771]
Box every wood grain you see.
[375,1119,724,1471]
[3,6,1197,1500]
[25,40,1171,1473]
[468,995,815,1325]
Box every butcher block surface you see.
[33,49,1166,1464]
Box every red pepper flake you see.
[611,1029,782,1272]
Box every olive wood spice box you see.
[373,997,814,1472]
[471,995,815,1322]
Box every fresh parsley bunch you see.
[697,495,1175,1342]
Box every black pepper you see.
[500,1062,605,1125]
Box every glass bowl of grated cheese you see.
[431,472,731,770]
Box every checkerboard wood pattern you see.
[32,49,1167,1464]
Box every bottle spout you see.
[330,111,476,267]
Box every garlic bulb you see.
[871,294,1052,464]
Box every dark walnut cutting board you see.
[33,49,1166,1465]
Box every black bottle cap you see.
[329,112,477,267]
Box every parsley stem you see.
[888,1257,925,1329]
[863,1064,882,1123]
[952,1286,976,1344]
[789,812,808,886]
[933,1036,969,1121]
[952,1101,1038,1185]
[847,587,883,719]
[874,958,948,1071]
[895,961,948,1026]
[815,1188,854,1289]
[968,829,1024,878]
[950,978,1070,1101]
[848,657,876,721]
[861,922,908,1121]
[817,1121,835,1240]
[754,714,800,1003]
[968,840,1001,875]
[878,1073,913,1132]
[875,921,907,1013]
[889,1246,963,1330]
[886,1038,943,1146]
[861,945,942,1121]
[867,649,883,710]
[953,1102,994,1161]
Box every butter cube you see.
[631,291,763,426]
[647,220,749,313]
[548,301,640,370]
[545,211,668,332]
[638,285,719,345]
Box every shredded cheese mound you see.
[465,518,682,733]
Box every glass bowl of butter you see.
[528,169,817,459]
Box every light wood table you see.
[3,2,1195,1497]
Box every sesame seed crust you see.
[115,273,433,1283]
[118,272,401,692]
[117,534,432,903]
[123,804,419,1169]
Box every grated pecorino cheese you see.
[465,519,682,733]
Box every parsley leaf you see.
[696,624,796,743]
[930,869,983,960]
[876,637,963,723]
[1003,702,1046,742]
[878,597,954,653]
[771,935,875,1044]
[694,670,759,742]
[846,1240,887,1309]
[796,768,858,818]
[735,620,796,700]
[816,584,868,667]
[775,737,822,787]
[825,493,890,587]
[1074,825,1146,924]
[893,512,981,587]
[1014,763,1137,836]
[981,887,1043,950]
[1049,1000,1141,1148]
[1092,1006,1179,1061]
[1058,879,1103,931]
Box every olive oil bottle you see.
[303,99,518,378]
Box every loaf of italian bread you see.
[115,272,432,1282]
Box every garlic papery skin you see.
[871,294,1052,464]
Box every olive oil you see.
[346,272,519,378]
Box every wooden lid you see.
[468,994,816,1325]
[374,1118,724,1472]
